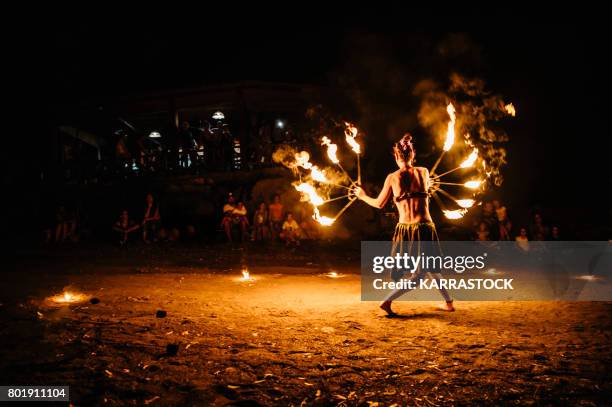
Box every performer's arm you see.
[354,174,392,209]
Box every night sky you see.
[9,8,611,219]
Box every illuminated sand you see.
[1,267,610,405]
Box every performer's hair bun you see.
[394,133,415,164]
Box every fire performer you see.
[354,133,455,315]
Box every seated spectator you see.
[234,201,249,239]
[515,227,530,252]
[530,213,549,241]
[55,205,77,243]
[475,222,490,241]
[268,194,284,240]
[280,212,301,247]
[298,205,320,240]
[221,194,249,242]
[112,210,140,246]
[493,199,512,240]
[253,202,269,241]
[142,193,161,243]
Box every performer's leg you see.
[383,270,425,302]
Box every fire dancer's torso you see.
[390,166,432,225]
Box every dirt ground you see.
[1,245,611,406]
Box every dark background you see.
[6,7,611,234]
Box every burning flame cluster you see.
[432,101,515,220]
[291,123,362,226]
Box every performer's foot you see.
[380,300,397,316]
[436,300,455,312]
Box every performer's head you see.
[393,133,415,168]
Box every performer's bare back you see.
[386,167,433,224]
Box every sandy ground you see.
[1,245,611,406]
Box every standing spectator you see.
[493,199,512,240]
[55,205,77,243]
[530,213,549,241]
[480,201,499,240]
[280,212,301,247]
[142,193,161,243]
[515,227,530,252]
[178,121,197,168]
[475,222,490,241]
[253,202,269,241]
[268,194,284,240]
[112,210,140,246]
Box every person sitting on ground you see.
[515,227,530,252]
[220,194,249,242]
[253,202,269,241]
[268,194,284,240]
[113,209,140,246]
[142,193,161,243]
[298,205,320,240]
[280,212,301,247]
[233,201,250,240]
[221,194,237,242]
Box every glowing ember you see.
[464,180,483,189]
[295,183,325,206]
[443,103,456,151]
[443,209,467,219]
[574,275,602,282]
[50,291,85,304]
[325,271,344,278]
[313,207,335,226]
[321,136,339,164]
[344,122,361,154]
[504,103,516,117]
[456,199,476,208]
[460,148,478,168]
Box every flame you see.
[321,136,339,164]
[239,269,255,282]
[443,209,467,219]
[344,122,361,154]
[294,151,329,183]
[443,103,456,151]
[456,199,476,208]
[294,151,313,169]
[460,148,478,168]
[295,183,325,206]
[464,180,483,189]
[310,166,328,183]
[313,207,335,226]
[50,291,85,304]
[504,103,516,117]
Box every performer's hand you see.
[353,186,366,200]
